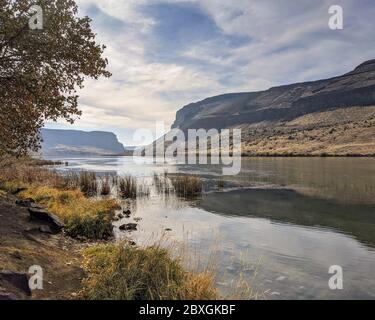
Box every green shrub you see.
[65,211,114,240]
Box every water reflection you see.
[198,188,375,248]
[49,156,375,299]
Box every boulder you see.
[0,271,31,296]
[119,223,137,231]
[28,207,65,232]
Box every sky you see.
[45,0,375,146]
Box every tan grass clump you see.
[171,175,203,198]
[80,243,218,300]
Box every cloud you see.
[46,0,375,145]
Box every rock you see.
[39,225,54,234]
[28,207,65,232]
[123,209,131,216]
[0,271,31,296]
[0,292,18,300]
[119,223,137,231]
[117,213,124,219]
[276,276,286,282]
[15,198,35,207]
[134,217,142,222]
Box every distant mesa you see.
[41,129,126,156]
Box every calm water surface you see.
[50,156,375,300]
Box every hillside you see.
[171,60,375,156]
[41,129,126,156]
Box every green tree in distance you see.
[0,0,111,156]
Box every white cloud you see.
[48,0,375,145]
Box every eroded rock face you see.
[28,208,65,232]
[171,60,375,132]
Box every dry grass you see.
[0,156,66,191]
[80,243,218,300]
[19,186,120,239]
[100,176,111,196]
[0,157,120,240]
[171,175,203,198]
[79,171,98,197]
[118,175,137,199]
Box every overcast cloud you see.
[45,0,375,145]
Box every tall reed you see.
[171,175,203,198]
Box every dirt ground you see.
[0,191,85,300]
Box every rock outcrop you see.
[170,59,375,156]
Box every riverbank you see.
[0,156,218,300]
[0,191,85,299]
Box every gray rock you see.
[28,207,65,232]
[0,271,31,296]
[119,223,137,231]
[15,198,35,207]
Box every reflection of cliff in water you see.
[233,158,375,205]
[197,188,375,248]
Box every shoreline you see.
[0,157,219,300]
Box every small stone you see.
[134,217,142,222]
[271,291,281,296]
[119,223,137,231]
[276,276,286,282]
[165,228,172,232]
